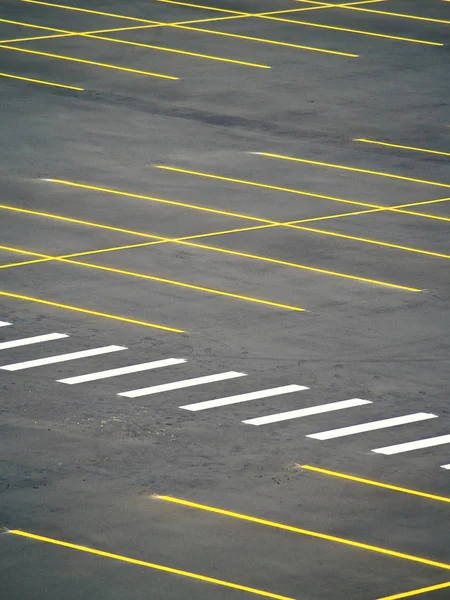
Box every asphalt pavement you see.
[1,1,450,599]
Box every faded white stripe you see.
[58,358,186,384]
[308,413,437,440]
[0,345,126,371]
[118,371,246,398]
[180,384,308,411]
[243,398,371,426]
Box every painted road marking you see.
[180,384,308,411]
[9,530,293,600]
[354,139,450,157]
[118,371,246,398]
[441,464,450,470]
[376,580,450,600]
[0,345,126,371]
[0,321,12,327]
[373,434,450,455]
[307,413,438,440]
[0,332,68,350]
[300,466,450,503]
[155,496,450,571]
[0,291,184,333]
[0,72,83,90]
[57,358,186,385]
[243,398,371,426]
[254,152,450,189]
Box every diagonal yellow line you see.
[0,18,270,69]
[153,166,450,222]
[256,152,450,189]
[18,0,359,57]
[0,43,178,79]
[0,203,421,291]
[0,245,306,312]
[0,71,82,90]
[156,0,443,46]
[354,138,450,157]
[300,465,450,503]
[0,291,184,332]
[155,495,450,571]
[9,530,293,600]
[376,581,450,600]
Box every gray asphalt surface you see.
[1,1,450,599]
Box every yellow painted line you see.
[0,203,420,292]
[0,292,184,332]
[0,71,82,90]
[336,4,450,25]
[300,465,450,504]
[9,530,293,600]
[256,152,450,189]
[156,496,450,571]
[0,18,269,69]
[19,0,358,57]
[154,165,450,223]
[0,245,306,312]
[0,44,178,80]
[354,139,450,157]
[157,0,442,46]
[376,581,450,600]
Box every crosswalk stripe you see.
[118,371,246,398]
[0,321,12,327]
[180,384,308,411]
[373,434,450,455]
[307,413,438,440]
[57,358,186,384]
[441,465,450,470]
[0,332,68,350]
[0,345,126,371]
[242,398,371,426]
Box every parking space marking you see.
[300,465,450,503]
[0,345,126,371]
[0,209,423,292]
[0,71,83,90]
[0,291,185,332]
[354,139,450,157]
[157,0,443,46]
[325,2,450,25]
[307,413,438,440]
[19,0,359,57]
[57,358,186,385]
[0,332,68,350]
[0,321,12,327]
[0,244,307,313]
[155,496,450,570]
[373,434,450,455]
[254,153,450,189]
[376,580,450,600]
[118,371,246,398]
[242,397,371,426]
[180,385,307,411]
[8,530,294,600]
[0,44,179,80]
[0,18,270,70]
[154,165,450,227]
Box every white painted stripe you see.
[180,384,308,411]
[373,434,450,455]
[118,371,246,398]
[0,332,68,350]
[0,345,126,371]
[307,413,438,440]
[57,358,186,384]
[441,464,450,470]
[243,398,371,426]
[0,321,12,327]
